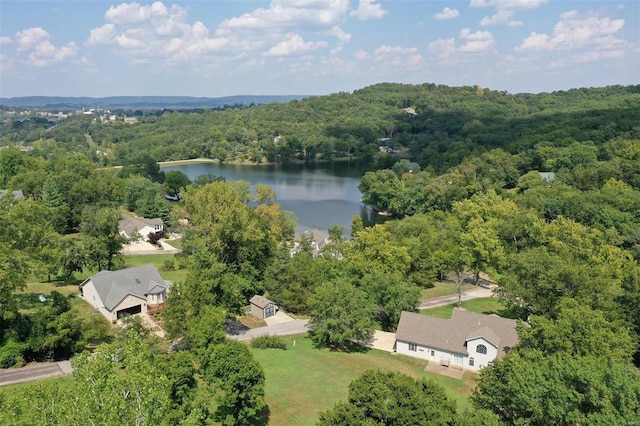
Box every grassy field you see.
[251,334,477,425]
[123,253,187,283]
[420,297,520,319]
[420,281,475,300]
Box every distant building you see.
[119,216,164,241]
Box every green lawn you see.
[251,334,476,425]
[420,297,521,320]
[0,375,75,398]
[420,281,475,300]
[124,253,187,283]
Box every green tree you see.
[472,352,640,426]
[308,279,376,349]
[318,370,457,426]
[515,299,636,362]
[182,181,279,280]
[346,225,411,276]
[164,170,191,197]
[80,206,127,270]
[360,271,420,330]
[205,340,267,426]
[264,249,324,313]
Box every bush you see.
[0,339,27,368]
[163,259,175,271]
[249,335,287,350]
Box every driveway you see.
[120,239,181,255]
[0,361,73,387]
[419,285,495,309]
[228,319,310,342]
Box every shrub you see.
[0,339,27,368]
[249,335,287,350]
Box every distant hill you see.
[0,95,308,109]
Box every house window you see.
[408,343,417,352]
[476,344,487,354]
[430,350,435,356]
[469,357,475,367]
[453,354,463,365]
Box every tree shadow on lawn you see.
[251,405,271,426]
[308,332,372,353]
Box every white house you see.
[395,309,518,372]
[80,263,172,322]
[119,216,164,241]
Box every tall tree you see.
[308,279,376,349]
[205,340,267,426]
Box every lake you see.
[162,162,386,235]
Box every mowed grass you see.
[420,297,521,320]
[420,281,475,300]
[123,253,187,283]
[251,334,476,425]
[0,375,75,398]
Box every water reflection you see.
[163,162,387,235]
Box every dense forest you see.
[1,82,639,425]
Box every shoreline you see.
[158,156,357,168]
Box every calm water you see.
[162,162,386,235]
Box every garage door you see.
[117,304,142,319]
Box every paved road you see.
[0,361,72,387]
[419,285,494,309]
[228,319,310,342]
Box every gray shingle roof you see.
[119,216,163,237]
[82,263,172,311]
[250,295,275,308]
[395,309,518,359]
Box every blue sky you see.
[1,0,638,98]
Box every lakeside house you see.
[119,215,164,242]
[80,263,172,322]
[395,309,518,372]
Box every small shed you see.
[249,295,278,319]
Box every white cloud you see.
[104,2,165,25]
[262,33,327,57]
[219,0,350,31]
[434,7,460,20]
[0,54,14,74]
[480,10,522,26]
[13,27,79,67]
[86,1,352,64]
[372,45,422,69]
[469,0,548,10]
[15,27,49,51]
[458,29,496,53]
[27,41,78,67]
[86,24,117,46]
[354,49,370,61]
[0,36,13,45]
[325,25,351,42]
[516,11,625,52]
[350,0,388,21]
[428,38,457,61]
